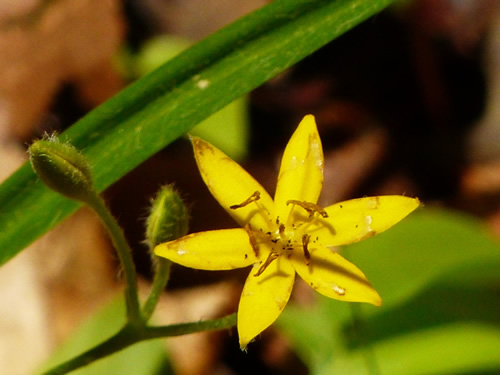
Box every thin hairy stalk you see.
[87,193,142,325]
[141,257,172,322]
[42,313,237,375]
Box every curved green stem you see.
[87,192,142,325]
[42,313,237,375]
[142,257,172,322]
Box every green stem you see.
[142,257,172,322]
[87,193,142,325]
[144,312,237,339]
[42,313,237,375]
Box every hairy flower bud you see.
[146,185,189,247]
[29,136,95,203]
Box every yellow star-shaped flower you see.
[155,115,420,348]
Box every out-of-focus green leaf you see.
[278,299,346,370]
[346,208,500,309]
[0,0,397,266]
[133,36,192,77]
[279,209,500,374]
[39,295,170,375]
[189,97,249,161]
[325,322,500,375]
[343,284,500,346]
[371,323,500,374]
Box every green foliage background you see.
[279,209,500,374]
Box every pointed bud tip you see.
[146,185,189,248]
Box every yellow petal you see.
[291,246,381,305]
[154,229,257,270]
[274,115,324,223]
[192,136,275,230]
[311,196,420,247]
[238,255,295,348]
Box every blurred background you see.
[0,0,499,374]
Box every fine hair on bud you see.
[146,185,189,248]
[28,134,95,203]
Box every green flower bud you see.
[146,185,189,247]
[29,135,95,203]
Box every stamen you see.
[230,191,261,209]
[244,223,259,257]
[302,234,311,266]
[254,252,279,277]
[287,200,328,218]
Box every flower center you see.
[230,191,328,276]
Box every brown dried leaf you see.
[0,0,124,139]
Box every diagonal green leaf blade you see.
[0,0,395,265]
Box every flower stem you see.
[141,257,172,322]
[41,313,237,375]
[86,192,142,325]
[144,312,237,339]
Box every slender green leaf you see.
[131,35,192,78]
[125,35,250,160]
[0,0,395,265]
